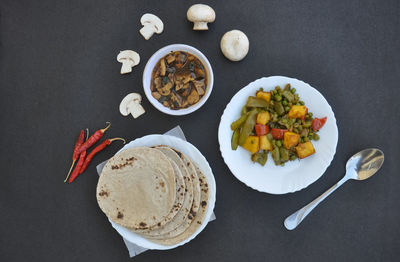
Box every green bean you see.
[274,102,285,115]
[266,133,273,141]
[285,106,290,112]
[251,151,268,166]
[231,129,240,150]
[290,154,297,160]
[231,113,248,130]
[304,137,309,142]
[279,147,289,162]
[276,140,282,147]
[307,112,313,117]
[246,96,269,107]
[282,90,295,102]
[313,133,320,141]
[282,100,288,106]
[241,106,248,115]
[299,101,305,105]
[284,84,291,91]
[272,147,280,165]
[238,109,258,145]
[290,88,296,94]
[275,86,281,91]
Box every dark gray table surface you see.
[1,0,399,261]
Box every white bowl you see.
[143,44,214,116]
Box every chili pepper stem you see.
[109,137,126,144]
[64,160,76,183]
[85,128,89,140]
[101,122,111,133]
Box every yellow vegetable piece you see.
[242,136,259,154]
[295,141,315,159]
[256,91,271,102]
[260,135,273,151]
[256,111,271,125]
[288,105,308,119]
[283,132,300,149]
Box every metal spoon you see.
[284,148,384,230]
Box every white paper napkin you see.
[96,125,216,257]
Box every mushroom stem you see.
[121,61,133,74]
[193,21,209,30]
[139,24,155,40]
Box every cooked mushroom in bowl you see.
[143,44,214,116]
[151,51,208,110]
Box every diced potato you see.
[256,91,271,102]
[283,132,300,149]
[288,105,308,119]
[260,135,273,151]
[295,141,315,159]
[242,136,259,154]
[256,111,271,125]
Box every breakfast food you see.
[220,30,249,61]
[187,4,216,30]
[117,50,140,74]
[119,93,145,119]
[96,145,210,246]
[230,84,327,166]
[139,13,164,40]
[151,51,208,110]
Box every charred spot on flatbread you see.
[98,190,109,197]
[117,212,124,219]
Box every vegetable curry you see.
[151,51,208,110]
[231,84,327,166]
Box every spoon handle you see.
[284,176,349,230]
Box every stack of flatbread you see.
[96,145,209,246]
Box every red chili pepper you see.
[255,124,269,136]
[68,151,87,184]
[78,138,126,176]
[64,130,85,183]
[271,128,288,140]
[77,122,111,155]
[312,117,327,131]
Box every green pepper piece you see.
[279,147,289,162]
[274,102,285,116]
[238,109,258,146]
[231,129,240,150]
[246,96,269,107]
[230,113,248,130]
[271,147,280,165]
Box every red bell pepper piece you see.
[271,128,288,140]
[312,117,327,131]
[255,124,269,136]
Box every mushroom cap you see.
[117,50,140,66]
[220,30,249,62]
[140,13,164,33]
[120,93,142,116]
[187,4,216,23]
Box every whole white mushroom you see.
[119,93,145,119]
[220,30,249,62]
[187,4,215,30]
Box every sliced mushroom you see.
[117,50,140,74]
[166,54,176,64]
[187,4,216,30]
[119,93,145,119]
[192,80,205,96]
[187,89,200,105]
[139,14,164,40]
[159,59,166,76]
[158,81,173,96]
[152,91,161,100]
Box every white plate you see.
[218,76,338,194]
[107,134,216,250]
